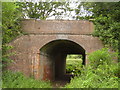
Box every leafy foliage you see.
[75,2,120,51]
[65,48,119,88]
[65,69,118,88]
[88,48,117,69]
[2,45,14,68]
[66,59,83,76]
[66,55,83,76]
[2,2,23,68]
[2,2,120,88]
[2,2,22,44]
[17,2,72,20]
[2,71,52,88]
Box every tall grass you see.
[66,55,83,75]
[65,48,119,88]
[2,71,52,88]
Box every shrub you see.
[66,55,83,76]
[2,2,23,69]
[66,60,83,76]
[65,73,118,88]
[64,48,119,88]
[2,71,52,88]
[65,63,119,88]
[2,45,14,68]
[88,48,117,69]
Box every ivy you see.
[2,2,23,68]
[75,2,120,52]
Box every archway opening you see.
[66,54,83,76]
[40,40,85,82]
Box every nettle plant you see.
[88,48,117,68]
[65,48,119,88]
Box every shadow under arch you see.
[39,39,86,81]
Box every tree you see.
[17,2,72,20]
[75,2,120,52]
[2,2,22,44]
[2,2,22,68]
[2,1,73,68]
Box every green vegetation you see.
[2,2,22,44]
[2,2,72,68]
[75,2,120,52]
[17,2,72,19]
[2,2,23,68]
[2,1,119,88]
[2,71,52,88]
[88,48,117,69]
[2,49,119,88]
[65,48,119,88]
[66,55,83,75]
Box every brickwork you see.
[8,19,103,81]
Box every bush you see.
[65,72,118,88]
[2,71,52,88]
[66,60,83,76]
[65,63,119,88]
[66,55,83,76]
[2,45,14,68]
[2,2,23,69]
[64,48,119,88]
[88,48,117,69]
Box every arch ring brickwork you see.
[8,20,103,81]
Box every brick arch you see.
[7,20,104,81]
[40,39,85,55]
[39,38,86,63]
[39,38,85,51]
[39,39,86,80]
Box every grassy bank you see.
[2,71,52,88]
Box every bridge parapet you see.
[21,19,94,35]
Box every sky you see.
[47,1,79,20]
[1,0,120,20]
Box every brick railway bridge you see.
[8,19,103,81]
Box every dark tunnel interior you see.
[40,40,85,81]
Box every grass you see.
[2,71,52,88]
[2,55,83,88]
[66,59,82,65]
[66,55,83,64]
[2,51,119,88]
[64,49,119,88]
[66,56,83,75]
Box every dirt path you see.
[51,79,70,88]
[51,74,74,88]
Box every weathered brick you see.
[8,20,103,81]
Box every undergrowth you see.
[2,71,52,88]
[2,48,119,88]
[64,48,119,88]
